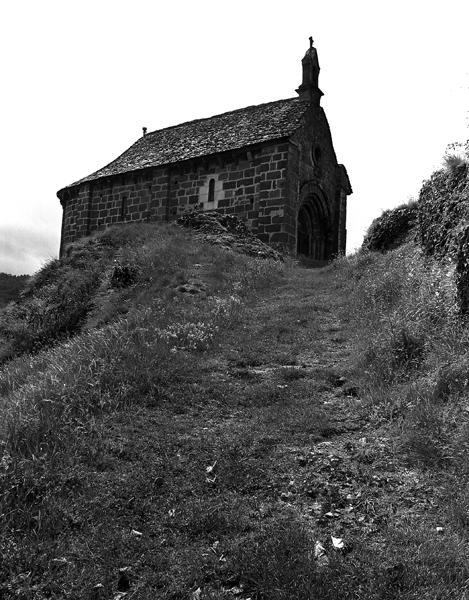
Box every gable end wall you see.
[285,106,349,257]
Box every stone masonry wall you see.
[60,141,290,254]
[286,106,346,257]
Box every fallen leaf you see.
[206,460,217,474]
[331,535,344,549]
[130,529,142,537]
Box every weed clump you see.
[443,152,468,174]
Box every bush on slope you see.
[362,201,418,253]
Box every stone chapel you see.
[57,38,352,259]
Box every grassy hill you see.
[0,273,29,308]
[2,184,469,598]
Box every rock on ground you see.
[177,211,283,261]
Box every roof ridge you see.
[145,97,300,136]
[59,97,309,193]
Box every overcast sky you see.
[1,0,468,274]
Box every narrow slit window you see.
[120,196,128,219]
[208,178,215,203]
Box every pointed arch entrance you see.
[296,188,331,261]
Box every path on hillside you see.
[45,264,436,598]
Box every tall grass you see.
[0,223,282,535]
[335,244,461,384]
[334,243,469,463]
[323,244,469,597]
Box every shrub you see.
[443,153,468,174]
[362,201,418,253]
[418,165,469,260]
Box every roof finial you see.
[296,36,323,104]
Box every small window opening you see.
[312,145,322,165]
[120,196,128,219]
[208,178,215,203]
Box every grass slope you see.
[2,225,469,598]
[0,274,29,308]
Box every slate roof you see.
[63,98,308,191]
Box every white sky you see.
[1,0,468,274]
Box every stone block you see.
[237,178,254,188]
[268,190,282,200]
[270,232,289,244]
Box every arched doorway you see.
[296,194,330,260]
